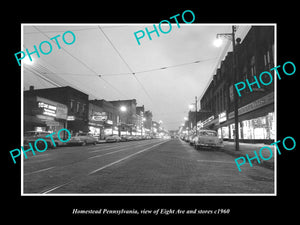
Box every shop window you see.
[241,113,274,140]
[218,127,229,139]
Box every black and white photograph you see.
[4,4,298,221]
[21,23,276,195]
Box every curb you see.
[217,148,274,170]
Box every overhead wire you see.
[48,57,216,77]
[98,25,154,103]
[31,26,128,99]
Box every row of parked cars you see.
[181,129,224,150]
[23,131,154,148]
[105,135,153,143]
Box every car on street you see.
[126,135,135,141]
[105,135,121,143]
[24,131,61,149]
[193,130,224,150]
[120,135,129,142]
[188,134,197,145]
[68,133,98,146]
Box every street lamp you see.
[188,96,198,135]
[120,105,127,112]
[214,25,240,151]
[118,106,127,136]
[213,38,223,48]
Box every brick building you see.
[24,86,89,135]
[199,26,275,143]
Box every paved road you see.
[23,138,274,194]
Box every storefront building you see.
[24,95,68,133]
[109,99,138,135]
[199,26,275,144]
[25,86,89,135]
[216,92,274,143]
[89,99,120,138]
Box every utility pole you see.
[195,96,198,135]
[232,25,240,151]
[215,25,239,151]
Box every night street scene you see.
[22,24,275,195]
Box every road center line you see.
[88,140,169,175]
[89,142,143,153]
[39,140,169,194]
[197,160,236,164]
[88,142,160,159]
[24,166,55,176]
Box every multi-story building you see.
[136,105,144,135]
[24,93,68,133]
[109,99,138,134]
[144,110,153,133]
[24,86,89,135]
[89,99,120,139]
[199,26,275,144]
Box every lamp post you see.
[188,96,198,135]
[214,25,239,151]
[118,105,127,137]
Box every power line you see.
[98,26,154,102]
[46,57,216,77]
[100,57,216,76]
[31,26,128,99]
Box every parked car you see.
[120,135,129,142]
[68,133,98,146]
[185,133,195,143]
[105,135,121,143]
[24,131,60,149]
[193,130,224,150]
[126,135,135,141]
[188,134,197,145]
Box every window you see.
[76,102,80,113]
[199,131,217,136]
[81,104,86,113]
[264,50,272,70]
[250,55,256,77]
[70,99,75,112]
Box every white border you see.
[21,23,277,196]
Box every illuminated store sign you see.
[218,111,227,123]
[38,102,57,117]
[67,116,75,121]
[202,116,214,126]
[106,120,113,125]
[36,96,68,119]
[91,112,107,121]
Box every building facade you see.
[109,99,138,134]
[24,94,68,133]
[89,99,119,138]
[24,86,89,135]
[199,26,275,144]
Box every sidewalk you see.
[219,141,275,170]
